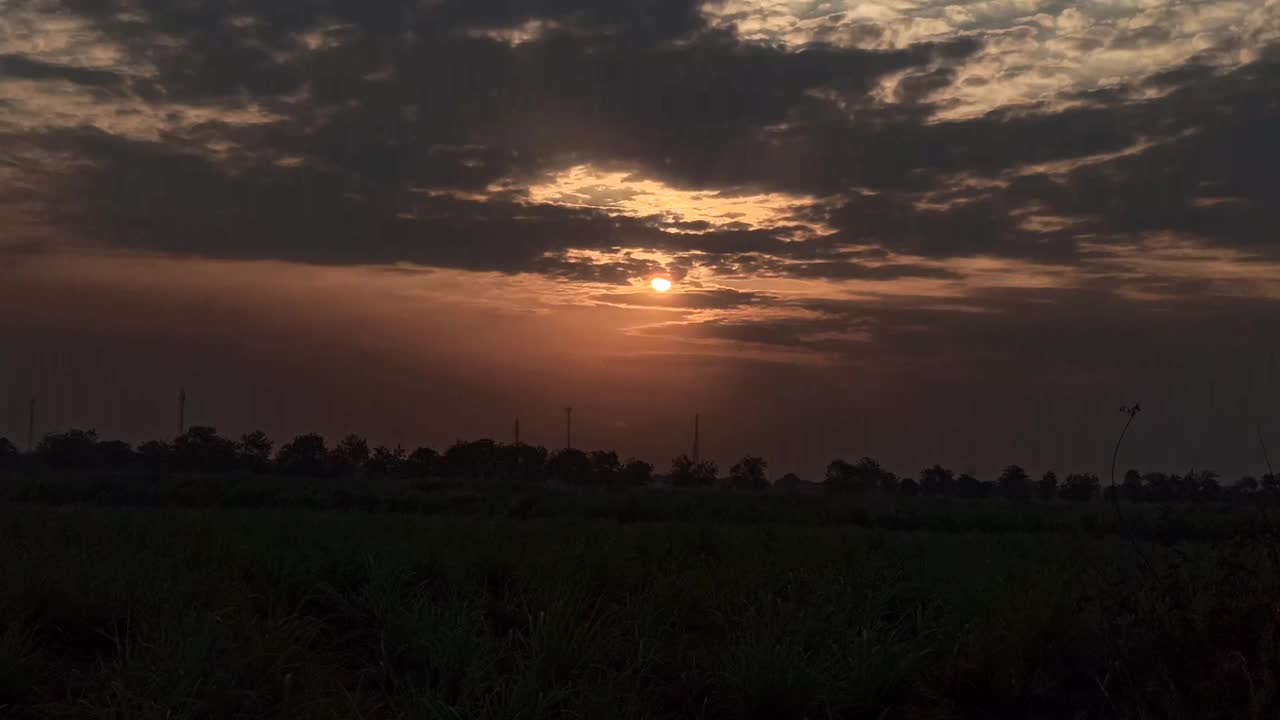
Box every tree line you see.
[1,427,1277,503]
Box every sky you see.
[2,0,1279,480]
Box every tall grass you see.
[1,505,1277,718]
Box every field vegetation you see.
[2,426,1279,718]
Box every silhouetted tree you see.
[729,456,768,490]
[1038,471,1059,500]
[497,443,547,483]
[441,440,498,480]
[670,454,717,486]
[365,445,406,476]
[919,465,955,496]
[172,426,236,472]
[0,438,17,467]
[1120,469,1143,502]
[1060,473,1100,501]
[95,440,134,468]
[899,477,921,497]
[826,457,891,492]
[825,459,855,489]
[997,465,1031,500]
[1234,475,1260,498]
[330,434,370,475]
[277,434,329,476]
[621,458,654,485]
[955,473,983,499]
[402,447,439,479]
[1143,472,1174,503]
[1170,472,1198,502]
[776,472,811,490]
[1263,473,1280,500]
[1190,470,1221,503]
[589,450,622,484]
[137,440,172,472]
[549,448,593,484]
[37,429,99,469]
[237,431,274,473]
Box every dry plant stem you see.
[1111,403,1154,576]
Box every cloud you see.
[590,286,769,310]
[1,0,1279,425]
[0,53,123,86]
[702,0,1280,120]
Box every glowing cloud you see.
[520,165,828,236]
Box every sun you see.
[650,277,673,293]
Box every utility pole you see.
[514,418,521,445]
[693,413,700,463]
[26,397,35,453]
[178,388,186,436]
[565,407,573,449]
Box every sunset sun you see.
[650,277,673,293]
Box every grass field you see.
[2,486,1279,719]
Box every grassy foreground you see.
[1,504,1277,719]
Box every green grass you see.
[1,503,1278,719]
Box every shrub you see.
[0,438,18,467]
[36,429,99,469]
[276,434,329,476]
[729,456,768,490]
[670,454,717,486]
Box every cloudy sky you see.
[2,0,1279,479]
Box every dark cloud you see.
[896,67,956,104]
[1000,56,1280,255]
[0,54,124,87]
[5,0,1279,288]
[784,261,959,281]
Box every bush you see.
[729,456,768,490]
[0,437,18,467]
[403,447,439,479]
[36,429,99,469]
[548,448,593,484]
[1059,473,1100,502]
[95,440,134,468]
[172,427,236,472]
[237,431,274,473]
[1038,471,1058,500]
[137,440,172,472]
[919,465,955,496]
[900,477,921,497]
[276,434,329,476]
[589,450,621,484]
[440,440,497,480]
[330,435,370,475]
[621,459,654,485]
[670,454,717,486]
[365,445,406,476]
[825,457,891,492]
[997,465,1031,500]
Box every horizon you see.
[7,408,1274,485]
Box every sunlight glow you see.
[651,277,673,293]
